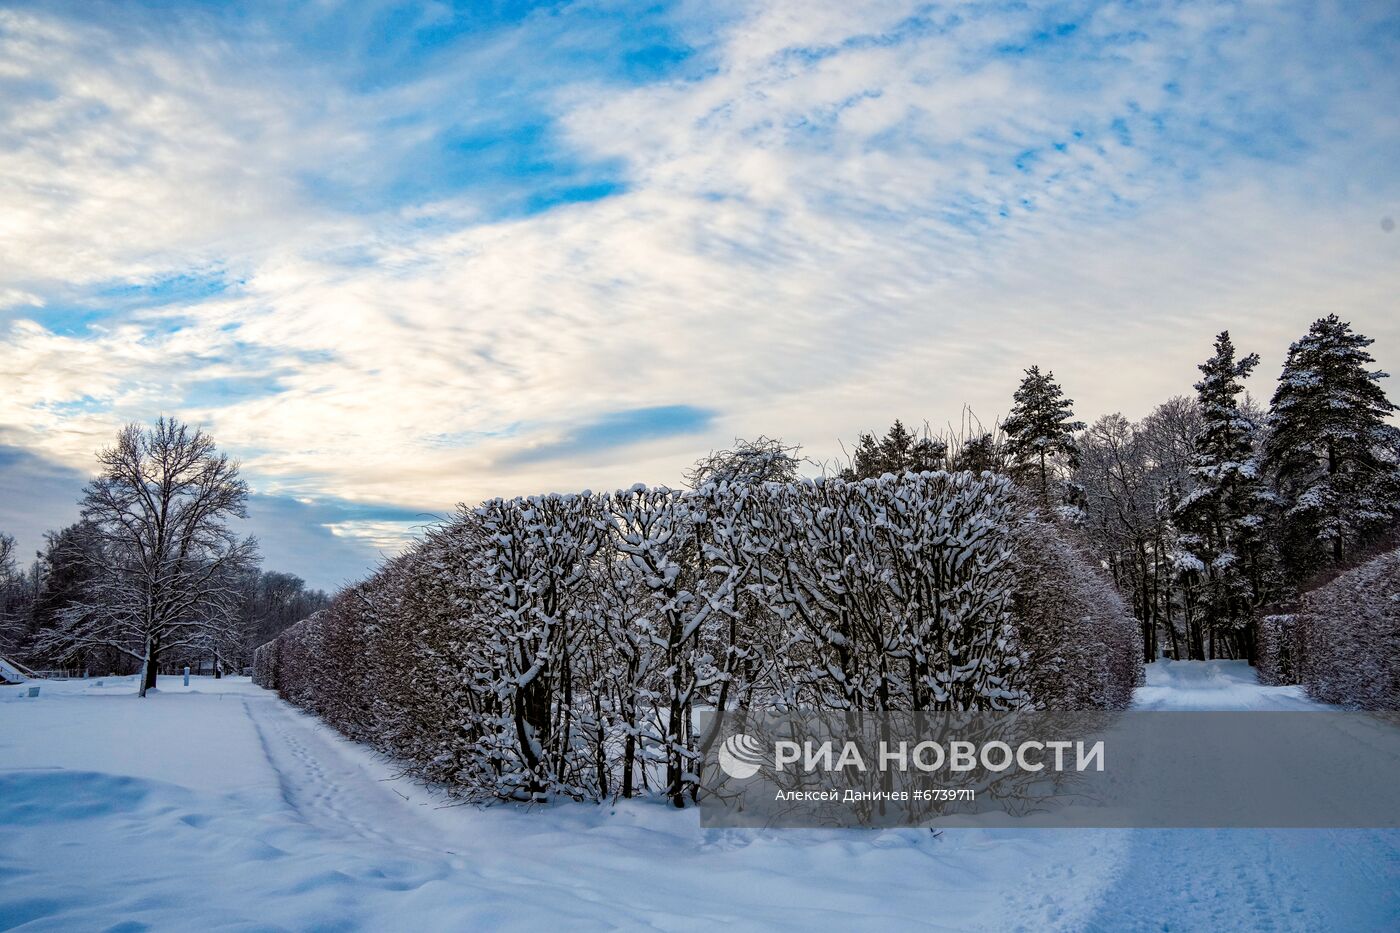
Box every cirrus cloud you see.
[1,0,1397,582]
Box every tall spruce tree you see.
[1264,315,1400,577]
[1174,331,1270,660]
[1003,366,1085,508]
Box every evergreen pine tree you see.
[1264,315,1400,577]
[1174,331,1271,660]
[952,432,1001,474]
[1003,366,1085,508]
[842,420,947,479]
[845,432,883,480]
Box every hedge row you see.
[255,472,1140,803]
[1256,547,1399,709]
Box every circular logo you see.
[718,733,766,779]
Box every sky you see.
[1,0,1398,590]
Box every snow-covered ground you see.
[1131,658,1324,711]
[1081,661,1400,931]
[1,663,1396,931]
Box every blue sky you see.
[1,0,1398,588]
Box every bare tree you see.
[37,418,257,695]
[1074,414,1160,660]
[0,532,26,651]
[1071,398,1205,662]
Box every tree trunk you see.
[621,655,638,799]
[513,675,549,800]
[621,730,636,799]
[1038,451,1049,509]
[1327,441,1344,564]
[139,633,159,697]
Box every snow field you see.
[2,675,1123,931]
[3,664,1398,931]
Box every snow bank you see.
[7,664,1398,930]
[1131,659,1319,711]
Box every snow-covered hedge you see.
[1283,548,1400,709]
[1009,515,1141,709]
[254,472,1140,804]
[1255,614,1302,687]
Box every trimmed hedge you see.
[1009,514,1142,710]
[1255,613,1302,687]
[1280,548,1400,709]
[255,472,1142,803]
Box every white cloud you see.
[1,0,1398,567]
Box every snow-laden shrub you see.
[1292,548,1400,709]
[1008,515,1142,710]
[722,472,1028,711]
[255,471,1138,804]
[251,635,278,689]
[1255,614,1301,686]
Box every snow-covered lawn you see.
[1,663,1396,931]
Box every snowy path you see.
[1130,659,1326,711]
[1081,660,1400,932]
[2,666,1398,930]
[1,676,1122,931]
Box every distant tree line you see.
[8,312,1396,730]
[0,419,328,692]
[837,315,1400,666]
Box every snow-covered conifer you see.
[1265,315,1400,577]
[1003,367,1086,509]
[1173,331,1273,660]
